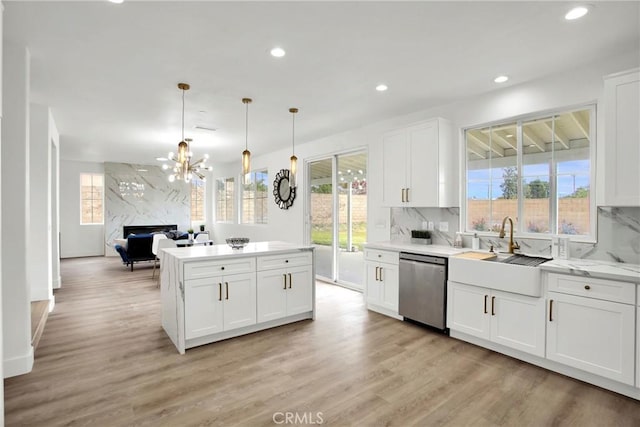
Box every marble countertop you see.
[540,258,640,283]
[161,241,314,261]
[363,241,466,257]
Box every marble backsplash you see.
[390,206,640,264]
[104,162,190,255]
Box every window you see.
[191,178,205,222]
[242,169,268,224]
[464,106,594,239]
[215,177,235,223]
[80,173,104,224]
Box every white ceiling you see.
[4,1,639,165]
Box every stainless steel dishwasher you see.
[398,252,448,332]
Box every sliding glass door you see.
[308,151,367,290]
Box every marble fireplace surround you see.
[104,162,190,256]
[390,206,640,265]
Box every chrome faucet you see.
[498,216,520,254]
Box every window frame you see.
[461,104,596,243]
[215,176,236,224]
[79,173,104,225]
[190,177,206,224]
[240,169,269,225]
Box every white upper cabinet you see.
[603,69,640,206]
[382,118,457,207]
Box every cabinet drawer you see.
[364,249,399,265]
[547,273,635,304]
[184,257,256,280]
[257,251,313,271]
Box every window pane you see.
[556,110,591,235]
[521,116,552,234]
[80,173,104,224]
[490,124,518,232]
[466,127,492,231]
[241,170,268,224]
[216,177,235,222]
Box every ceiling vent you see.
[194,125,218,132]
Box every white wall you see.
[0,1,5,420]
[2,40,33,378]
[60,160,105,258]
[210,50,640,247]
[29,104,58,306]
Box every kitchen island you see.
[160,241,315,354]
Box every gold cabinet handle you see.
[379,267,383,282]
[491,296,496,316]
[225,282,229,300]
[375,266,379,281]
[584,285,591,290]
[218,283,222,301]
[402,188,406,202]
[288,273,292,288]
[549,299,553,322]
[406,188,410,203]
[484,295,488,314]
[283,273,287,289]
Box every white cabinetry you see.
[364,249,399,318]
[603,69,640,206]
[184,258,257,340]
[448,281,545,357]
[382,118,455,207]
[256,252,313,323]
[546,273,636,385]
[185,272,256,339]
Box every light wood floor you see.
[5,257,640,426]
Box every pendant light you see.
[289,107,299,188]
[164,83,211,183]
[241,98,252,182]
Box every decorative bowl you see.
[226,237,250,249]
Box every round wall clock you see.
[273,169,296,210]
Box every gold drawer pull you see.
[549,299,554,322]
[584,285,591,290]
[283,274,287,289]
[484,295,488,314]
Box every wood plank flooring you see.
[5,256,640,426]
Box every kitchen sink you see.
[499,254,550,267]
[482,253,551,267]
[449,252,544,297]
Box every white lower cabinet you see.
[184,272,257,340]
[448,281,545,357]
[257,265,313,323]
[365,259,399,313]
[546,291,635,385]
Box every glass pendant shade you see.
[242,149,251,176]
[289,107,299,188]
[241,98,252,183]
[290,154,298,188]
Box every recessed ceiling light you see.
[494,75,509,83]
[109,0,124,4]
[137,169,147,172]
[270,47,286,58]
[376,84,388,92]
[156,157,168,161]
[506,134,513,138]
[565,6,589,20]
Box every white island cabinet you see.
[160,241,315,354]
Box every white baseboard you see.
[4,346,34,378]
[48,296,55,312]
[53,276,61,289]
